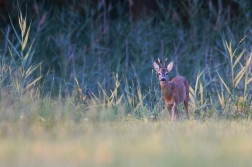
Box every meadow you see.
[0,0,252,166]
[1,120,252,167]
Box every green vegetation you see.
[0,0,251,122]
[0,1,252,166]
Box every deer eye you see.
[165,73,168,75]
[158,73,161,75]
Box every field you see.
[0,1,252,166]
[1,120,252,167]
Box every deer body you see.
[153,59,189,121]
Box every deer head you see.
[153,59,173,83]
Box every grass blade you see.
[8,47,22,77]
[23,37,36,67]
[24,76,43,91]
[194,71,204,96]
[22,23,30,50]
[2,31,21,59]
[200,81,203,105]
[233,48,245,68]
[9,14,21,44]
[234,67,246,87]
[218,74,231,94]
[189,86,196,97]
[22,15,34,51]
[97,82,108,98]
[25,62,42,78]
[246,77,252,85]
[217,91,224,108]
[20,12,26,40]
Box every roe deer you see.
[153,58,189,121]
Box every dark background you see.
[0,0,251,97]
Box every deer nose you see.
[161,78,166,82]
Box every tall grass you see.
[0,0,251,126]
[216,37,252,118]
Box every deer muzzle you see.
[160,78,166,82]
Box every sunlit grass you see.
[1,120,252,167]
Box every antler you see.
[157,58,162,67]
[157,58,168,68]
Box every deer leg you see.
[184,82,189,118]
[174,106,179,120]
[167,106,172,121]
[184,100,189,118]
[171,103,177,121]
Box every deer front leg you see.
[174,106,179,120]
[184,100,189,118]
[171,102,177,121]
[167,106,172,121]
[173,103,179,121]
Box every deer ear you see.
[167,61,173,72]
[153,61,160,72]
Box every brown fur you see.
[153,60,189,121]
